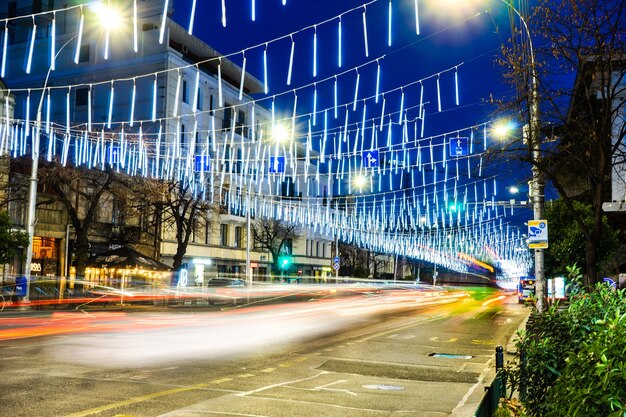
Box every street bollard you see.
[495,345,504,371]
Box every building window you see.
[197,88,203,110]
[235,148,242,174]
[182,79,189,103]
[205,221,210,245]
[78,44,89,63]
[180,124,186,148]
[234,226,243,248]
[75,87,88,107]
[316,241,320,257]
[236,110,247,137]
[209,95,214,111]
[220,224,229,246]
[222,106,232,130]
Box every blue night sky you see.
[169,0,530,187]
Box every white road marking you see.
[314,379,358,396]
[451,357,494,414]
[237,371,329,397]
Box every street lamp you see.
[496,0,545,312]
[22,3,122,302]
[445,0,545,311]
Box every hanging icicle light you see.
[263,44,269,94]
[218,59,224,106]
[252,0,256,21]
[239,51,247,101]
[362,6,369,58]
[436,74,442,112]
[388,0,393,47]
[50,12,56,70]
[338,17,342,68]
[107,81,115,129]
[334,76,338,119]
[414,0,420,35]
[222,0,227,27]
[152,74,158,121]
[74,7,85,64]
[353,70,360,111]
[313,84,318,126]
[287,36,295,86]
[26,17,37,74]
[455,67,460,106]
[1,24,7,78]
[188,0,197,34]
[192,66,200,112]
[313,26,317,78]
[159,0,169,44]
[375,60,381,103]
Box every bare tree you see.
[10,158,127,279]
[338,243,369,277]
[499,0,626,286]
[251,218,299,275]
[137,177,215,271]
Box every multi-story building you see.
[1,0,335,285]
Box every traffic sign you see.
[528,220,548,249]
[269,156,285,173]
[449,137,469,157]
[603,277,616,288]
[14,276,27,297]
[194,155,210,172]
[110,146,121,164]
[363,150,379,168]
[332,256,340,271]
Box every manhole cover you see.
[429,353,474,359]
[362,384,405,391]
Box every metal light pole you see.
[502,0,545,312]
[246,191,252,287]
[22,36,78,302]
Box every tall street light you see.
[446,0,545,311]
[498,0,545,312]
[22,35,78,302]
[23,3,122,302]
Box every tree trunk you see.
[74,233,90,287]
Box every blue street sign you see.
[333,256,340,264]
[194,155,210,172]
[269,156,285,173]
[110,146,120,164]
[363,150,379,168]
[603,277,616,288]
[449,137,469,157]
[14,276,27,298]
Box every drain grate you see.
[429,353,474,359]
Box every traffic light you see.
[278,255,292,270]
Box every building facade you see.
[1,0,336,285]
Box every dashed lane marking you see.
[63,382,214,417]
[210,377,233,384]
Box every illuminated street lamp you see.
[352,174,368,192]
[444,0,545,311]
[23,2,123,302]
[272,122,290,144]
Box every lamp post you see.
[501,1,545,312]
[22,3,122,302]
[22,35,78,303]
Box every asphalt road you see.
[0,288,528,417]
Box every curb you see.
[506,306,532,355]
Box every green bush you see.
[509,267,626,417]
